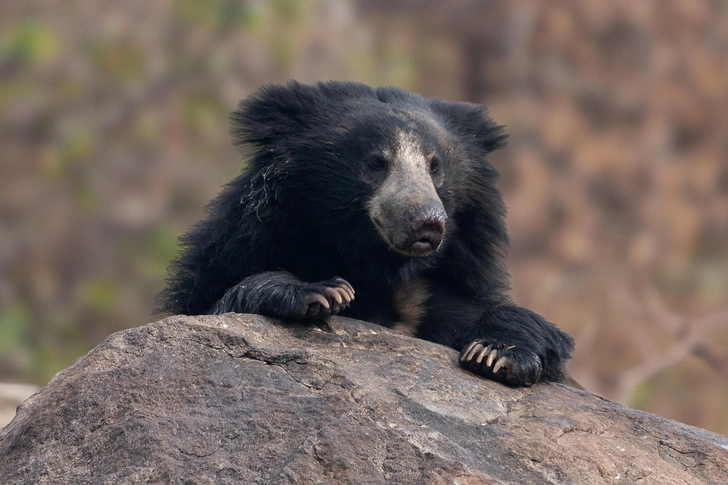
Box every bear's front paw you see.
[298,277,355,319]
[459,340,543,386]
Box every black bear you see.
[157,81,574,386]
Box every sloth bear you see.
[157,81,574,386]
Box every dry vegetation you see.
[1,0,727,433]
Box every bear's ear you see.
[230,81,327,150]
[428,99,508,153]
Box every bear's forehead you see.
[376,108,451,146]
[382,106,445,134]
[383,130,429,163]
[335,103,458,158]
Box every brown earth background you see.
[1,0,727,434]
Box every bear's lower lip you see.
[412,241,434,252]
[406,240,437,256]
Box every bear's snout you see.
[405,203,447,256]
[370,194,448,257]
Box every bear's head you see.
[231,81,507,260]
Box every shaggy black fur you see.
[156,81,574,386]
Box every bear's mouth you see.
[372,218,444,257]
[408,232,444,256]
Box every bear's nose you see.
[408,203,447,254]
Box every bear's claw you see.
[300,277,355,319]
[459,339,542,386]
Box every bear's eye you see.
[367,156,388,171]
[429,156,441,173]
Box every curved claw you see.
[299,277,357,320]
[463,342,484,362]
[305,293,330,309]
[324,278,355,306]
[459,339,542,387]
[486,349,498,368]
[335,278,355,301]
[460,341,478,362]
[475,345,493,364]
[492,356,509,374]
[324,287,343,305]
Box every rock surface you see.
[1,314,727,484]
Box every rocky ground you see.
[1,314,726,484]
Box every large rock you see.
[1,314,726,484]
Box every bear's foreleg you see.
[210,271,354,319]
[458,306,574,386]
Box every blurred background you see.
[1,0,727,433]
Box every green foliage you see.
[77,278,119,319]
[0,305,32,381]
[182,92,228,136]
[0,17,58,65]
[32,327,90,386]
[130,225,183,281]
[238,3,266,30]
[629,382,653,410]
[147,226,181,267]
[174,0,261,30]
[0,305,30,356]
[270,0,305,23]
